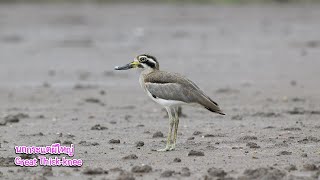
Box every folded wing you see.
[144,71,225,115]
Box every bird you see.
[115,54,225,151]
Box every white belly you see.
[145,89,185,107]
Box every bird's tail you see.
[200,95,226,115]
[205,106,226,115]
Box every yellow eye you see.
[140,57,147,62]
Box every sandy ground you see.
[0,3,320,180]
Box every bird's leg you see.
[170,107,180,151]
[157,107,174,152]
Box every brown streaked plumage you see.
[115,54,225,151]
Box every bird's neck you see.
[139,68,157,91]
[141,67,157,76]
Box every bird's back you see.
[143,70,225,115]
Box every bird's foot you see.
[157,145,173,152]
[169,144,175,151]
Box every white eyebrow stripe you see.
[147,58,156,65]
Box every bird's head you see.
[115,54,159,71]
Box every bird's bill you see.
[114,61,140,70]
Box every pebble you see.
[187,137,195,140]
[188,150,204,156]
[91,124,108,130]
[109,139,120,144]
[193,131,202,135]
[181,167,191,177]
[303,164,318,171]
[131,165,152,173]
[246,142,260,149]
[277,151,292,156]
[152,131,164,138]
[208,167,227,177]
[135,141,144,147]
[161,170,175,177]
[82,167,108,175]
[301,153,308,157]
[239,167,286,180]
[122,154,138,160]
[239,136,258,141]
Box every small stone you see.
[239,136,258,142]
[122,154,138,160]
[82,167,108,175]
[4,115,19,123]
[187,137,195,140]
[161,170,175,177]
[2,113,29,124]
[65,134,75,138]
[91,124,108,130]
[264,126,275,129]
[152,131,164,138]
[193,131,202,135]
[204,134,225,138]
[303,164,318,171]
[62,140,73,145]
[277,151,292,156]
[78,141,99,146]
[173,158,181,163]
[208,167,227,177]
[282,127,301,131]
[246,142,260,149]
[131,165,152,173]
[188,150,204,156]
[301,153,308,157]
[84,98,102,104]
[109,139,120,144]
[181,167,191,177]
[240,167,286,180]
[135,141,144,147]
[53,140,61,143]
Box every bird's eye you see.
[140,57,147,62]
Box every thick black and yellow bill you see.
[114,61,141,70]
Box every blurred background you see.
[0,0,320,91]
[0,0,320,90]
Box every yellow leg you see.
[157,107,174,152]
[170,107,179,151]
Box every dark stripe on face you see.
[144,60,156,68]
